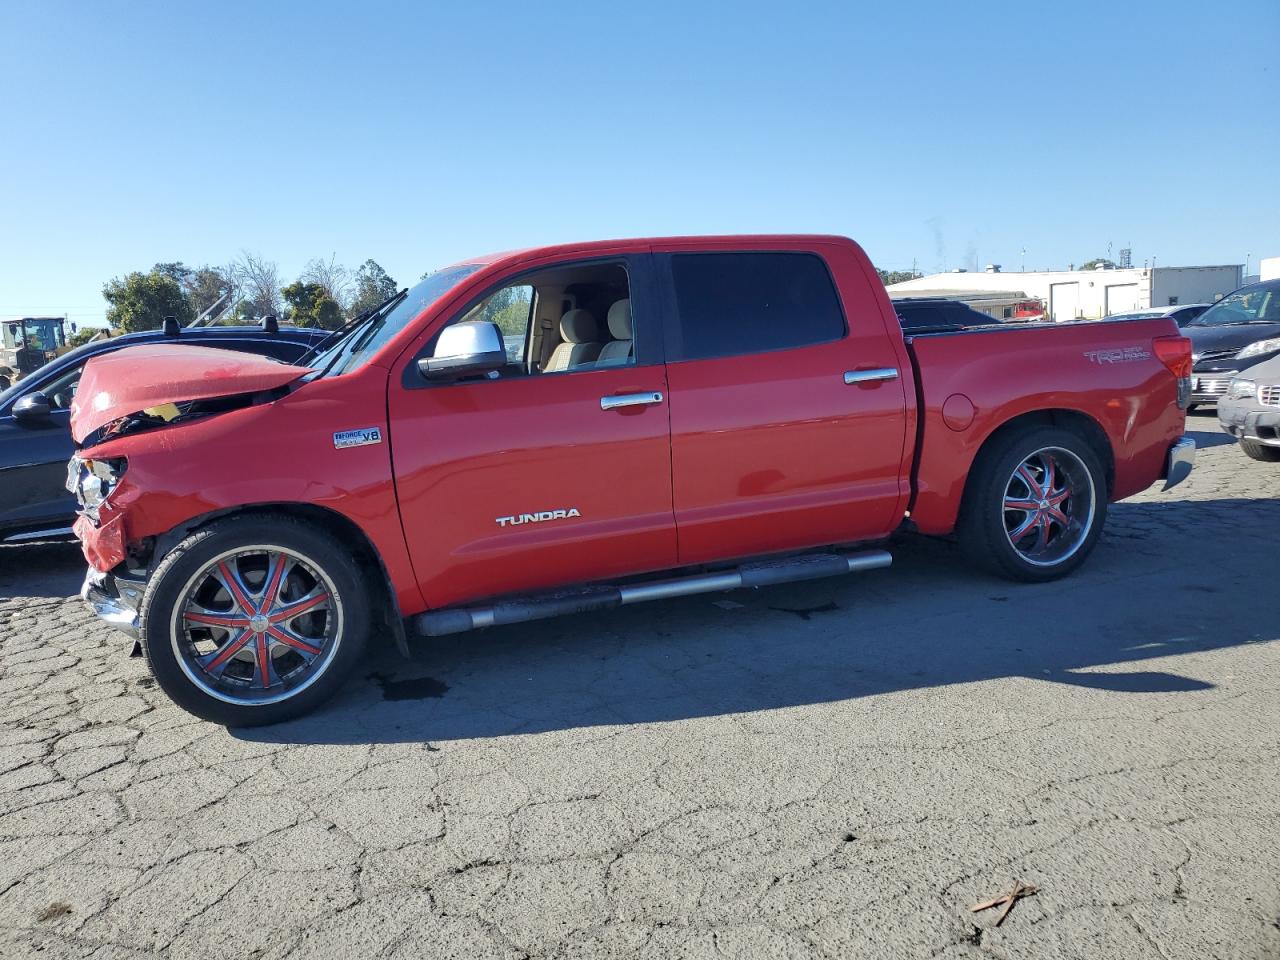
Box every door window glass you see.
[669,252,845,361]
[41,363,84,410]
[430,262,633,377]
[458,285,534,364]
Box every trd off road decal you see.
[1083,346,1151,364]
[495,508,581,528]
[333,427,382,449]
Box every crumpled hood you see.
[71,343,312,444]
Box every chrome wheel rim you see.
[1002,446,1096,567]
[170,545,344,706]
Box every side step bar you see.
[414,549,892,637]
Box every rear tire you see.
[957,425,1108,582]
[138,514,371,726]
[1240,439,1280,462]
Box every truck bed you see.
[900,316,1186,535]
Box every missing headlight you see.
[67,456,128,524]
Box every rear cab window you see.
[666,252,846,361]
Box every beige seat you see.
[596,299,633,366]
[544,308,603,372]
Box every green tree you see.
[186,266,236,320]
[153,261,193,288]
[282,280,346,330]
[348,259,398,318]
[67,327,107,348]
[102,270,194,333]
[1080,258,1117,271]
[877,269,923,285]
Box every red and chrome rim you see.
[1002,447,1096,567]
[171,546,344,706]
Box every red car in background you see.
[67,235,1194,725]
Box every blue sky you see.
[2,0,1276,329]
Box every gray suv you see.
[1218,353,1280,461]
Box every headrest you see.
[560,308,598,344]
[607,299,632,340]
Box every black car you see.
[892,297,1001,332]
[1182,279,1280,409]
[0,322,329,544]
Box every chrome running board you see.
[414,549,892,637]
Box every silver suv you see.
[1219,353,1280,461]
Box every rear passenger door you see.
[657,242,910,564]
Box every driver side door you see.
[388,253,677,609]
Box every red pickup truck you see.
[68,236,1195,725]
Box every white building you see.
[887,264,1243,321]
[1260,257,1280,282]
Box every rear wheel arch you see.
[969,409,1115,499]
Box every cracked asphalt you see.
[1,417,1277,960]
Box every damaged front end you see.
[69,342,312,445]
[76,390,290,448]
[68,345,315,637]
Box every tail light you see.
[1153,335,1193,409]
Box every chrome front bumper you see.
[81,567,144,638]
[1162,436,1196,491]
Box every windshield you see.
[306,263,482,377]
[1187,281,1280,327]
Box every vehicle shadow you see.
[0,538,83,601]
[239,494,1280,746]
[1185,425,1235,450]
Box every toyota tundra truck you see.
[67,236,1196,725]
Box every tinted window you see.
[895,304,946,330]
[670,253,844,360]
[894,301,986,331]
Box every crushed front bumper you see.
[1162,436,1196,491]
[81,566,146,639]
[1218,402,1280,448]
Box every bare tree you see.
[302,254,352,311]
[232,251,283,318]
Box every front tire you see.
[957,426,1108,582]
[138,514,370,726]
[1240,439,1280,462]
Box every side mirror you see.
[418,321,508,381]
[12,391,52,423]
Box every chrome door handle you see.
[600,391,664,411]
[844,368,899,385]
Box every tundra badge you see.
[333,427,382,449]
[496,508,581,527]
